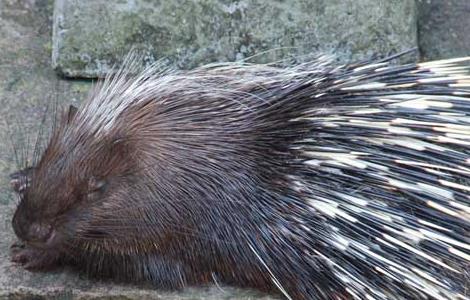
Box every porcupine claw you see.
[10,243,59,271]
[10,242,25,252]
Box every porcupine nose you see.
[12,204,53,245]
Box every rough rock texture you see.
[52,0,418,78]
[418,0,470,60]
[0,0,275,299]
[0,0,89,207]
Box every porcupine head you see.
[9,58,302,292]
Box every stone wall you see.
[418,0,470,60]
[53,0,418,78]
[51,0,470,79]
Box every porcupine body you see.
[9,52,470,300]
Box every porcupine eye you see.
[87,177,107,195]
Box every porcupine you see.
[8,51,470,300]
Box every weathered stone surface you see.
[418,0,470,60]
[0,0,88,207]
[0,1,275,299]
[52,0,418,78]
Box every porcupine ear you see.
[67,105,78,124]
[88,176,107,193]
[9,167,34,194]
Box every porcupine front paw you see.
[10,242,60,271]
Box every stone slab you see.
[418,0,470,60]
[52,0,418,78]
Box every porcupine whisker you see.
[49,81,61,139]
[32,98,53,167]
[11,113,29,171]
[4,119,21,171]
